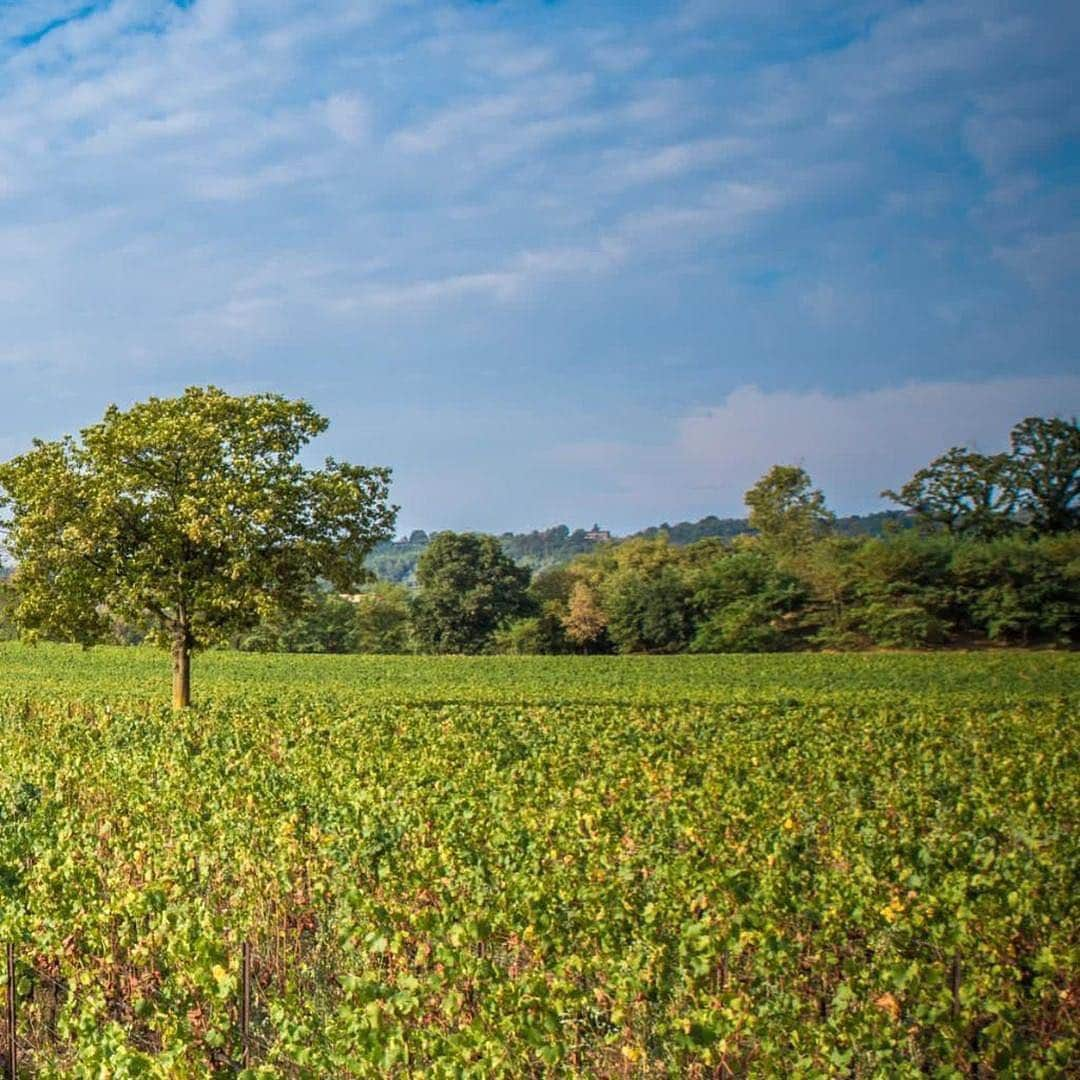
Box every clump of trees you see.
[491,415,1079,653]
[234,583,414,655]
[366,509,912,585]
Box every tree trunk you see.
[171,632,192,709]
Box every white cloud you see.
[590,42,651,74]
[325,93,371,144]
[390,73,596,155]
[353,240,627,311]
[616,182,784,246]
[337,175,789,314]
[615,136,751,186]
[486,47,553,80]
[993,228,1080,290]
[361,270,521,309]
[799,283,862,328]
[675,378,1080,511]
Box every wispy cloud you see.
[0,0,1074,531]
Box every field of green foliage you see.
[0,645,1076,1076]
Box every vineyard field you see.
[0,645,1076,1076]
[0,642,1076,706]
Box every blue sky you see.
[0,0,1077,534]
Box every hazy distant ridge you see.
[367,510,911,583]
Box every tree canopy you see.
[1009,416,1080,534]
[745,464,834,553]
[411,531,531,653]
[881,447,1015,539]
[883,416,1079,538]
[0,386,396,705]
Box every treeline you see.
[499,529,1078,654]
[2,415,1075,655]
[633,509,910,545]
[276,523,1073,656]
[231,415,1079,655]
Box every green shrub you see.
[850,535,954,647]
[691,551,806,652]
[950,535,1080,644]
[603,566,695,653]
[494,603,571,654]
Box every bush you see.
[850,535,954,647]
[495,603,571,654]
[238,590,362,653]
[691,597,797,652]
[858,600,949,648]
[494,618,545,654]
[603,566,695,653]
[691,551,806,652]
[352,582,414,653]
[950,535,1080,644]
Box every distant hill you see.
[365,510,912,584]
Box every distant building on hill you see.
[584,524,612,542]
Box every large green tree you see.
[0,387,396,706]
[882,447,1015,539]
[1008,416,1080,534]
[412,532,531,653]
[603,565,695,653]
